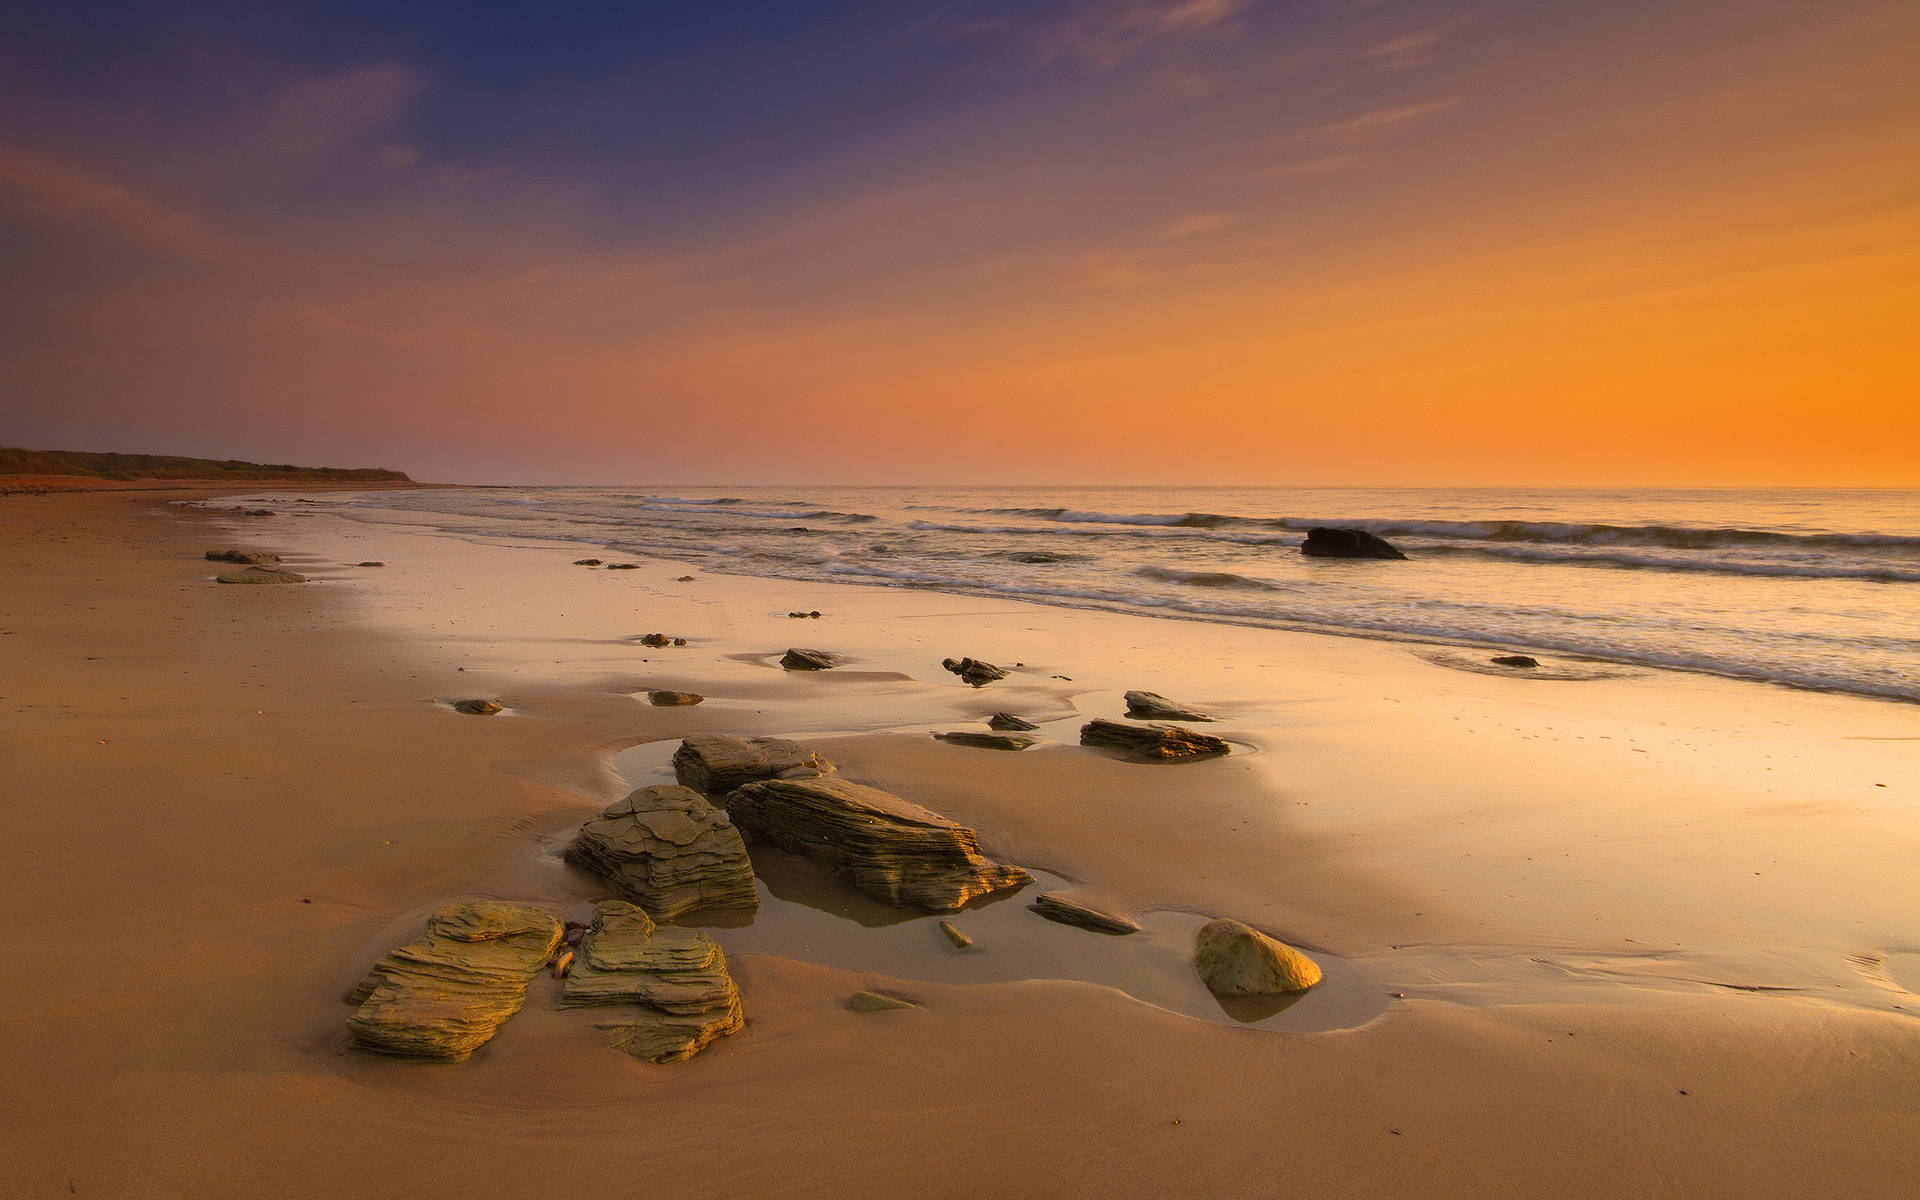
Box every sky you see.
[0,0,1915,486]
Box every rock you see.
[345,901,564,1061]
[1123,691,1214,721]
[355,561,385,567]
[639,633,674,647]
[552,949,574,978]
[934,731,1039,751]
[215,565,307,584]
[565,785,758,919]
[1193,918,1321,995]
[781,647,838,670]
[673,734,834,794]
[564,901,597,932]
[647,690,703,706]
[726,776,1031,911]
[452,699,503,715]
[1491,655,1540,668]
[676,575,696,581]
[1031,891,1140,935]
[607,563,639,570]
[560,901,743,1064]
[849,990,917,1011]
[1080,718,1228,760]
[1009,552,1065,564]
[942,657,1009,687]
[574,559,603,566]
[939,920,972,949]
[788,526,809,533]
[205,549,279,564]
[1300,527,1408,560]
[988,713,1039,732]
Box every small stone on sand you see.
[850,990,917,1012]
[939,920,972,949]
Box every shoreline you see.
[4,486,1917,1197]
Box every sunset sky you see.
[1,1,1915,485]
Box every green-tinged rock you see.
[562,901,743,1064]
[672,734,833,794]
[934,731,1039,751]
[726,776,1031,911]
[1193,918,1321,996]
[565,785,758,919]
[346,901,564,1061]
[452,699,503,715]
[850,990,917,1011]
[1080,718,1228,761]
[215,565,306,584]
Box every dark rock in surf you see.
[1031,891,1140,935]
[1080,718,1228,761]
[942,657,1009,687]
[1300,527,1407,560]
[781,647,838,670]
[1491,655,1540,668]
[672,734,833,794]
[934,731,1039,751]
[988,713,1039,732]
[1009,552,1065,564]
[1123,690,1214,722]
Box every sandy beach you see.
[4,485,1917,1199]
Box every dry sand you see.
[2,485,1916,1199]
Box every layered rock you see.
[1300,527,1407,560]
[346,901,564,1061]
[205,549,278,564]
[1193,918,1321,996]
[934,731,1039,751]
[560,901,743,1064]
[566,785,757,918]
[727,777,1031,911]
[1123,691,1213,721]
[942,657,1008,686]
[215,565,306,584]
[781,647,838,670]
[673,734,833,794]
[1080,718,1228,760]
[1031,891,1140,934]
[988,713,1038,732]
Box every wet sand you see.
[2,486,1916,1198]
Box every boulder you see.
[1080,718,1228,761]
[934,731,1039,751]
[646,690,703,706]
[1031,891,1140,935]
[1123,691,1214,722]
[673,734,833,794]
[988,713,1039,732]
[849,990,917,1011]
[215,565,306,584]
[726,777,1031,911]
[1300,527,1407,560]
[560,901,743,1064]
[781,647,838,670]
[345,901,564,1061]
[565,785,758,919]
[1491,655,1540,668]
[1193,918,1321,996]
[942,657,1009,686]
[451,699,503,715]
[205,549,279,564]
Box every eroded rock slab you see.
[673,734,833,794]
[346,901,564,1061]
[1080,718,1228,761]
[560,900,743,1063]
[646,690,703,706]
[566,785,757,918]
[1300,527,1407,560]
[205,549,279,564]
[215,565,307,584]
[988,713,1039,732]
[942,657,1009,686]
[727,777,1031,911]
[1194,918,1321,996]
[1031,891,1140,935]
[781,647,838,670]
[1123,690,1214,721]
[935,731,1039,751]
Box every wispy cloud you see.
[268,64,425,162]
[1049,0,1244,67]
[1161,211,1230,237]
[0,147,222,256]
[1316,98,1461,139]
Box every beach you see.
[3,485,1917,1199]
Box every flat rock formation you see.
[1031,891,1140,935]
[1123,690,1214,721]
[942,657,1009,686]
[574,559,603,565]
[559,901,743,1064]
[1080,718,1229,761]
[646,690,703,706]
[214,565,306,584]
[1300,527,1408,560]
[673,734,834,794]
[566,785,758,919]
[452,699,503,715]
[781,647,838,670]
[355,561,385,567]
[607,563,639,570]
[205,549,278,564]
[1193,918,1322,996]
[988,713,1039,731]
[1492,655,1540,668]
[345,901,564,1061]
[934,731,1039,751]
[727,776,1032,911]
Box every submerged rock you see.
[215,565,306,584]
[1491,655,1540,668]
[988,712,1039,732]
[346,901,563,1061]
[1031,891,1140,935]
[849,990,917,1012]
[560,901,743,1063]
[205,549,279,564]
[1123,691,1214,722]
[934,731,1039,751]
[1080,718,1228,761]
[942,657,1009,687]
[1193,918,1321,996]
[727,776,1031,911]
[646,690,703,706]
[565,785,758,919]
[451,698,503,715]
[781,647,838,670]
[1300,527,1407,560]
[673,734,833,794]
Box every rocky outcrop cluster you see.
[727,776,1031,911]
[560,901,743,1063]
[673,734,834,793]
[1123,691,1213,721]
[1300,527,1407,560]
[1080,718,1229,760]
[346,901,564,1061]
[1193,918,1321,996]
[566,785,758,918]
[942,657,1008,686]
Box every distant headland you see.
[0,447,411,483]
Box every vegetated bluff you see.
[0,446,411,483]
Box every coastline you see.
[4,485,1917,1198]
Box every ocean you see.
[324,486,1920,703]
